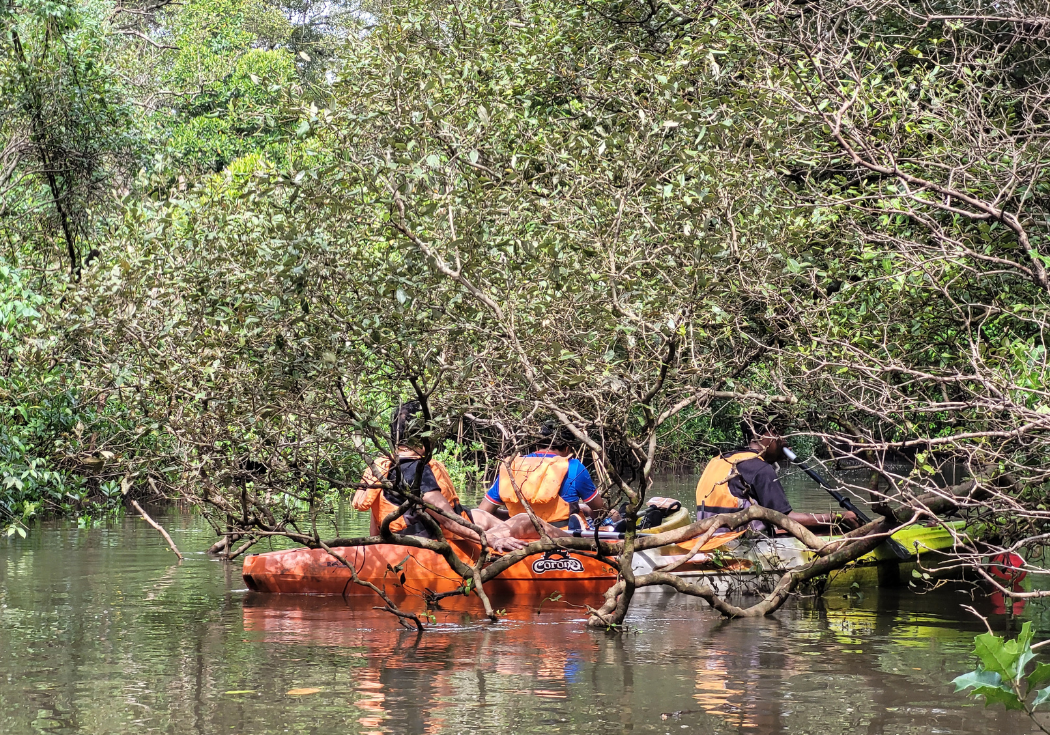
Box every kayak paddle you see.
[570,530,654,540]
[783,448,911,560]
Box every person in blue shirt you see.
[477,423,605,529]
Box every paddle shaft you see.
[794,460,872,522]
[782,448,911,559]
[571,530,653,540]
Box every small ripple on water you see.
[0,507,1044,735]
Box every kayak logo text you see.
[532,551,584,574]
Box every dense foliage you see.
[2,0,1050,617]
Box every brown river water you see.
[0,472,1043,734]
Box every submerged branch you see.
[130,500,183,560]
[318,540,425,631]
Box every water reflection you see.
[0,494,1041,735]
[231,587,1028,734]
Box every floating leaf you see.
[287,687,322,695]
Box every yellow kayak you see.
[633,521,968,592]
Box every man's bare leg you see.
[467,508,570,540]
[500,512,570,539]
[466,508,511,535]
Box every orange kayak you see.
[241,540,620,597]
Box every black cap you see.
[390,400,424,446]
[740,412,789,444]
[538,420,578,450]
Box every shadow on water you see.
[0,478,1043,734]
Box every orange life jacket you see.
[351,449,465,533]
[498,455,572,523]
[695,451,761,516]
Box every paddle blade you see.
[886,537,912,560]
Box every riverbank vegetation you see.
[3,0,1050,623]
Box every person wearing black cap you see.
[694,419,857,531]
[352,401,528,551]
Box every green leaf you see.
[1028,662,1050,693]
[1018,649,1037,679]
[953,667,1002,692]
[972,684,1025,711]
[1018,621,1035,651]
[975,631,1024,679]
[1033,686,1050,708]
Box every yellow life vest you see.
[695,451,761,514]
[351,450,464,533]
[498,455,572,523]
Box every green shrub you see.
[954,622,1050,724]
